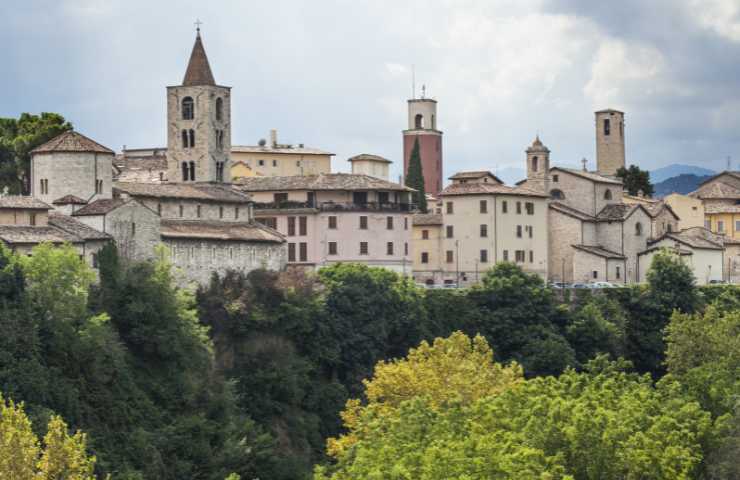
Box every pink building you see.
[235,173,414,273]
[403,98,443,196]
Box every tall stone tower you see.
[403,97,443,195]
[167,28,231,184]
[525,135,550,194]
[595,109,625,176]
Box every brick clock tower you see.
[403,97,443,196]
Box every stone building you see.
[403,96,443,195]
[348,154,392,181]
[639,227,725,285]
[595,109,625,176]
[234,173,414,273]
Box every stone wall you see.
[164,239,286,285]
[31,152,113,205]
[105,201,161,261]
[138,197,247,223]
[548,209,583,282]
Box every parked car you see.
[443,283,459,289]
[708,279,727,285]
[591,282,615,289]
[549,282,570,289]
[571,283,589,289]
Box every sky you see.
[2,0,740,183]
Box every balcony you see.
[253,200,415,213]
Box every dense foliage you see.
[0,112,72,193]
[616,164,655,197]
[0,243,736,479]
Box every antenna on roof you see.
[727,155,731,171]
[421,84,426,99]
[411,64,416,99]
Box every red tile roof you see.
[31,131,114,155]
[182,32,215,86]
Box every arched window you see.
[532,156,538,172]
[189,162,196,181]
[635,222,643,236]
[181,130,188,148]
[181,162,189,181]
[604,189,612,200]
[182,97,194,120]
[415,113,424,129]
[550,189,565,200]
[189,129,195,147]
[216,97,223,121]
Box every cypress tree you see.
[405,137,427,212]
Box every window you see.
[378,191,389,204]
[480,249,488,263]
[328,216,337,229]
[480,224,488,237]
[503,250,509,261]
[296,160,301,167]
[387,242,394,255]
[480,200,488,213]
[353,191,368,205]
[182,97,194,120]
[215,97,223,121]
[531,156,538,172]
[516,225,522,238]
[131,223,136,236]
[95,179,103,194]
[235,207,239,220]
[29,213,36,226]
[515,250,525,263]
[446,202,454,214]
[421,252,429,264]
[604,118,611,136]
[229,248,233,260]
[415,113,423,129]
[189,161,196,181]
[182,130,188,149]
[718,220,725,232]
[550,189,565,200]
[502,201,508,213]
[604,189,612,200]
[404,217,408,230]
[525,202,534,215]
[196,205,202,218]
[181,161,189,181]
[257,217,277,229]
[705,219,711,229]
[288,217,296,236]
[360,242,369,255]
[288,243,296,262]
[328,242,338,255]
[387,216,394,230]
[39,179,49,194]
[593,270,598,279]
[527,225,533,238]
[667,223,673,233]
[360,216,368,229]
[516,201,522,214]
[299,216,307,235]
[446,225,454,238]
[553,174,559,182]
[189,129,195,147]
[635,222,643,236]
[272,160,277,167]
[529,250,533,263]
[179,205,184,217]
[422,229,429,240]
[616,266,621,279]
[404,242,408,255]
[157,203,162,215]
[258,160,265,166]
[274,192,288,204]
[92,253,98,269]
[299,242,308,262]
[446,250,454,263]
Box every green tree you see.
[566,296,626,365]
[616,164,654,197]
[405,137,427,212]
[0,113,72,193]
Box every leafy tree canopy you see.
[616,164,654,197]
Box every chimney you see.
[270,129,278,148]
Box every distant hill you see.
[649,164,715,183]
[653,173,713,197]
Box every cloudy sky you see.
[2,0,740,182]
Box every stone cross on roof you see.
[581,158,588,171]
[194,19,203,32]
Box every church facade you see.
[22,30,287,285]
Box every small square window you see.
[360,216,368,230]
[328,241,338,255]
[386,242,394,255]
[421,252,429,264]
[328,216,337,229]
[446,202,454,214]
[422,229,429,240]
[446,250,454,263]
[360,242,369,255]
[446,225,454,238]
[480,249,488,263]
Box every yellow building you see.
[689,171,740,241]
[230,129,333,180]
[411,213,444,285]
[663,193,705,230]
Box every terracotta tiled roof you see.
[160,219,284,243]
[448,171,502,183]
[48,212,111,241]
[549,202,595,221]
[572,244,626,259]
[439,182,548,198]
[182,32,216,86]
[231,145,334,155]
[412,213,443,226]
[114,153,168,183]
[114,182,251,204]
[52,195,88,205]
[234,173,413,192]
[31,131,114,155]
[348,154,392,164]
[0,225,82,245]
[596,203,641,221]
[643,201,680,219]
[689,181,740,200]
[72,198,127,216]
[649,230,724,250]
[0,196,52,210]
[553,167,623,185]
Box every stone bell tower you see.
[525,135,550,195]
[403,91,443,195]
[595,109,625,176]
[167,27,231,184]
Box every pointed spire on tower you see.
[182,24,216,86]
